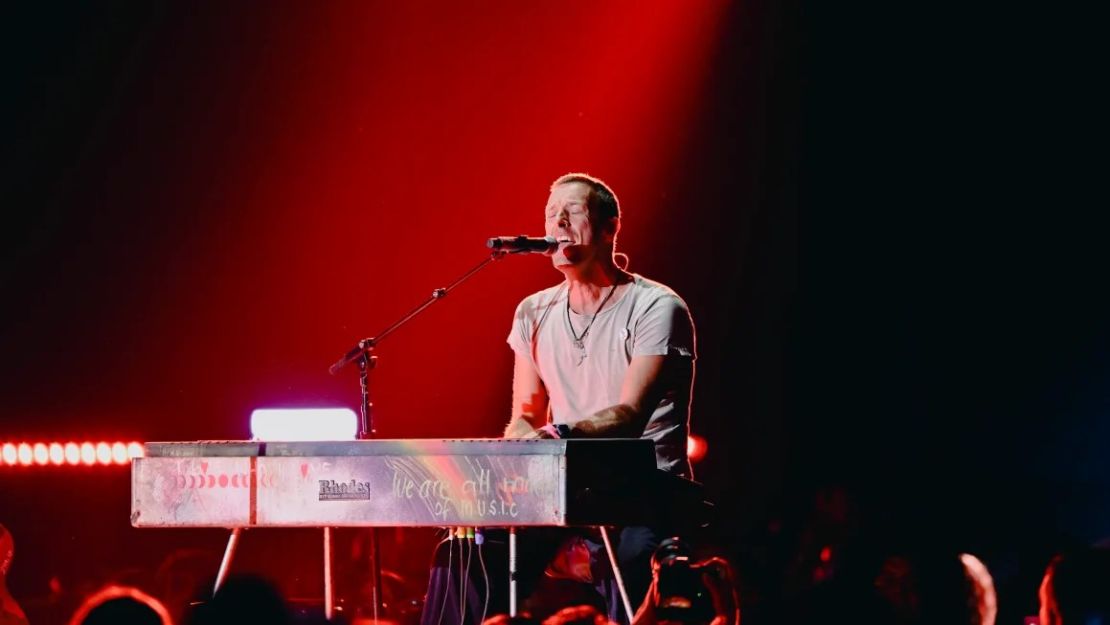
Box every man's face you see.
[544,181,608,268]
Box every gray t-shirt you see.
[507,274,696,477]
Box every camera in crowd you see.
[651,537,730,625]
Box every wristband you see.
[539,424,574,439]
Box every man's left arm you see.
[569,354,686,437]
[534,291,695,439]
[575,291,695,438]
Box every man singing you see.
[503,173,695,480]
[422,173,697,625]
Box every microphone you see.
[486,235,558,254]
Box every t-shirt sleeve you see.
[506,298,532,355]
[632,293,696,359]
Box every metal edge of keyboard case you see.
[131,438,656,528]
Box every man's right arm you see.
[503,351,549,438]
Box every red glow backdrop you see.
[10,5,1103,624]
[0,2,730,442]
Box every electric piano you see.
[132,438,685,529]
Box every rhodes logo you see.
[318,478,372,501]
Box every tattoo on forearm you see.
[572,404,644,438]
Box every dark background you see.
[1,2,1103,624]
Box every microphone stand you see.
[329,249,509,621]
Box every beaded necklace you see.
[565,283,617,361]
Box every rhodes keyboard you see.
[131,438,661,528]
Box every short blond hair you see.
[551,173,621,224]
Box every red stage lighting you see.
[33,443,49,465]
[65,442,81,465]
[687,433,708,463]
[95,442,112,465]
[17,444,32,466]
[80,443,96,465]
[48,443,64,465]
[1,441,146,469]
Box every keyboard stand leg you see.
[509,527,518,616]
[367,527,383,621]
[214,527,243,596]
[599,526,634,621]
[324,527,334,621]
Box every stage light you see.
[687,433,708,463]
[80,443,96,465]
[250,408,358,441]
[49,443,64,465]
[0,440,146,469]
